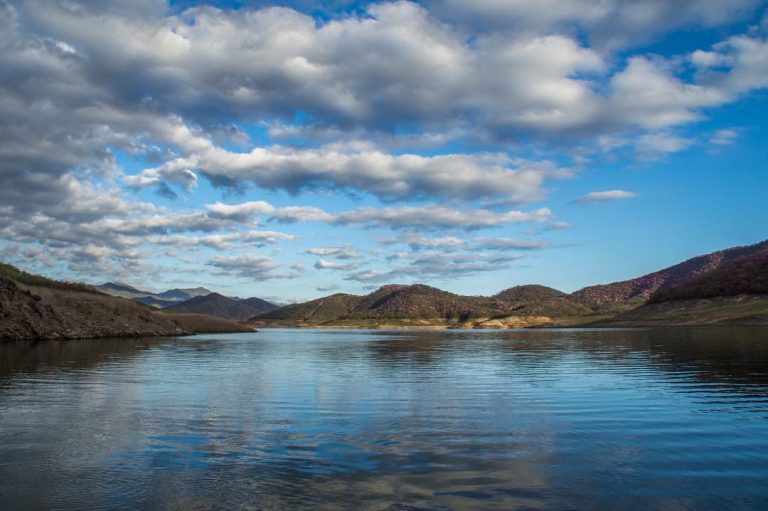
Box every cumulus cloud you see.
[206,201,275,220]
[575,190,638,204]
[307,247,360,259]
[334,206,554,230]
[344,251,525,283]
[197,231,296,250]
[271,206,336,223]
[1,0,766,287]
[201,199,556,230]
[314,259,359,271]
[636,133,695,158]
[430,0,762,49]
[130,146,554,203]
[382,234,466,250]
[473,238,551,250]
[209,254,303,280]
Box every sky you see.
[0,0,767,302]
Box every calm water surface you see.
[1,327,768,510]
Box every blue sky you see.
[0,0,766,302]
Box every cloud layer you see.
[0,0,766,298]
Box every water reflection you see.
[1,327,768,510]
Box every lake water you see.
[1,328,768,510]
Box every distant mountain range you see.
[95,282,215,308]
[2,238,767,338]
[95,282,279,321]
[253,239,768,327]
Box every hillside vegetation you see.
[1,265,251,341]
[571,240,768,312]
[166,292,276,321]
[4,237,768,337]
[253,284,595,327]
[257,294,364,322]
[0,263,101,295]
[650,250,768,303]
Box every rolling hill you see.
[649,248,768,303]
[253,283,593,327]
[255,293,364,322]
[495,285,592,317]
[571,240,768,312]
[166,293,278,321]
[253,239,768,328]
[4,238,768,337]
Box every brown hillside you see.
[571,240,768,310]
[1,269,251,341]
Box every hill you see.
[253,283,595,327]
[571,240,768,312]
[166,293,277,321]
[239,297,280,315]
[352,284,493,320]
[256,294,364,322]
[96,282,214,307]
[1,266,252,341]
[158,287,212,301]
[591,296,768,327]
[132,296,179,308]
[650,249,768,303]
[96,281,277,316]
[96,282,157,300]
[254,238,768,328]
[494,285,591,317]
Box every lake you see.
[1,327,768,510]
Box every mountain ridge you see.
[95,281,277,319]
[3,238,767,335]
[571,240,768,311]
[253,239,768,327]
[166,293,279,321]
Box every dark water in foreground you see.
[1,328,768,510]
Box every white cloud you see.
[209,254,303,280]
[344,251,525,283]
[636,132,694,157]
[132,145,554,203]
[199,199,557,230]
[473,238,551,250]
[314,259,358,271]
[0,0,766,288]
[709,128,740,146]
[431,0,762,49]
[334,206,554,230]
[607,58,727,130]
[575,190,638,204]
[206,201,275,219]
[307,247,360,259]
[384,234,466,250]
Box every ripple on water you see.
[1,328,768,510]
